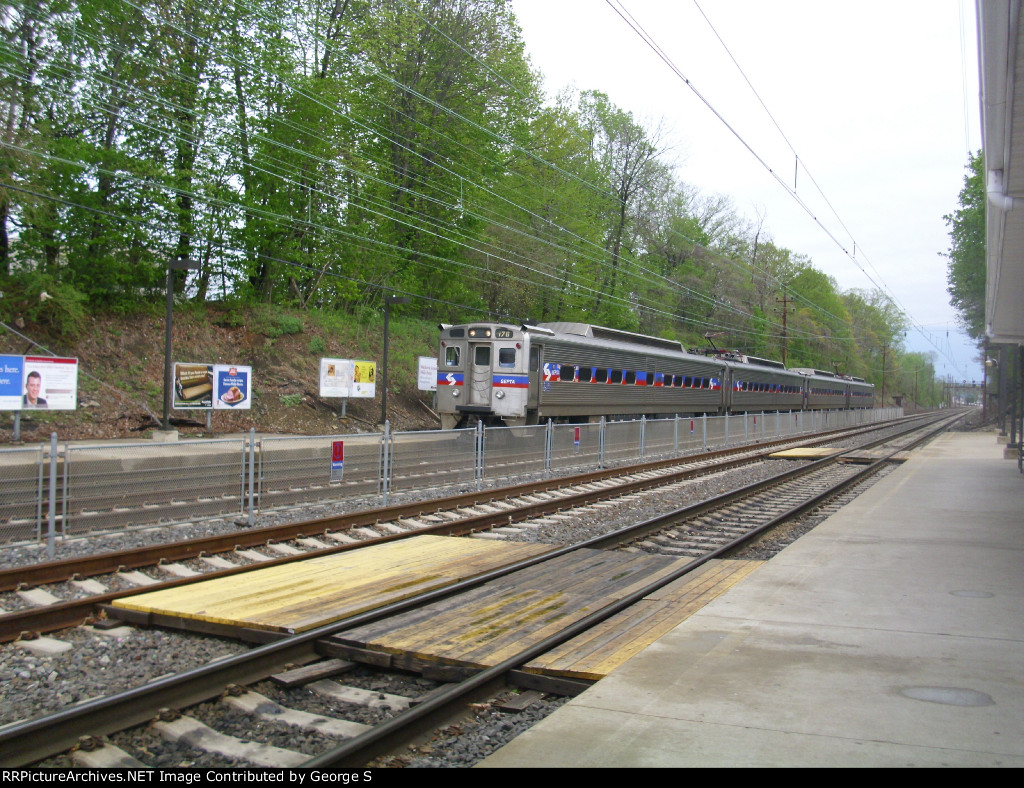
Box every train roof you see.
[531,322,687,353]
[445,321,807,377]
[737,354,788,370]
[790,367,839,378]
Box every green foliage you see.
[0,1,943,399]
[267,314,305,338]
[279,393,303,407]
[0,271,88,339]
[944,151,986,342]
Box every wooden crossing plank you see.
[329,557,763,681]
[525,559,764,679]
[110,535,555,634]
[333,551,712,666]
[769,447,843,459]
[331,550,687,665]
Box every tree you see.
[944,151,986,342]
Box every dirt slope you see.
[1,308,440,444]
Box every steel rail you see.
[0,422,919,642]
[0,418,920,592]
[303,416,958,767]
[0,415,955,766]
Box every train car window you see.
[529,347,539,371]
[594,368,608,383]
[610,369,623,384]
[448,329,465,338]
[670,375,681,387]
[474,347,491,366]
[445,346,461,367]
[559,365,576,382]
[498,348,516,368]
[625,370,636,384]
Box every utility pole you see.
[774,289,794,365]
[381,294,410,426]
[880,341,888,406]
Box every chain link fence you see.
[0,408,902,549]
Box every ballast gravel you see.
[0,422,943,767]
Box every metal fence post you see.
[673,414,679,455]
[724,412,730,447]
[62,439,69,537]
[600,417,606,469]
[544,419,552,477]
[477,420,485,491]
[702,413,707,451]
[47,432,57,560]
[247,427,256,527]
[640,415,646,461]
[383,421,392,505]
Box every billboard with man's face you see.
[0,356,78,411]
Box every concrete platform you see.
[480,431,1024,768]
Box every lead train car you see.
[436,321,869,430]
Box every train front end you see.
[437,324,531,429]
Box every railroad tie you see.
[152,715,307,768]
[16,588,62,607]
[72,743,146,768]
[116,570,160,587]
[266,542,304,556]
[157,563,201,578]
[223,691,370,739]
[306,679,412,712]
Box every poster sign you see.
[351,361,376,398]
[0,355,24,410]
[331,440,344,481]
[174,363,213,409]
[320,358,352,398]
[21,356,78,410]
[213,364,251,409]
[417,356,438,391]
[318,359,375,398]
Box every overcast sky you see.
[511,0,983,382]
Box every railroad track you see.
[0,412,960,767]
[0,417,933,642]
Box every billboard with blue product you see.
[213,364,251,409]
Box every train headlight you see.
[495,390,505,399]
